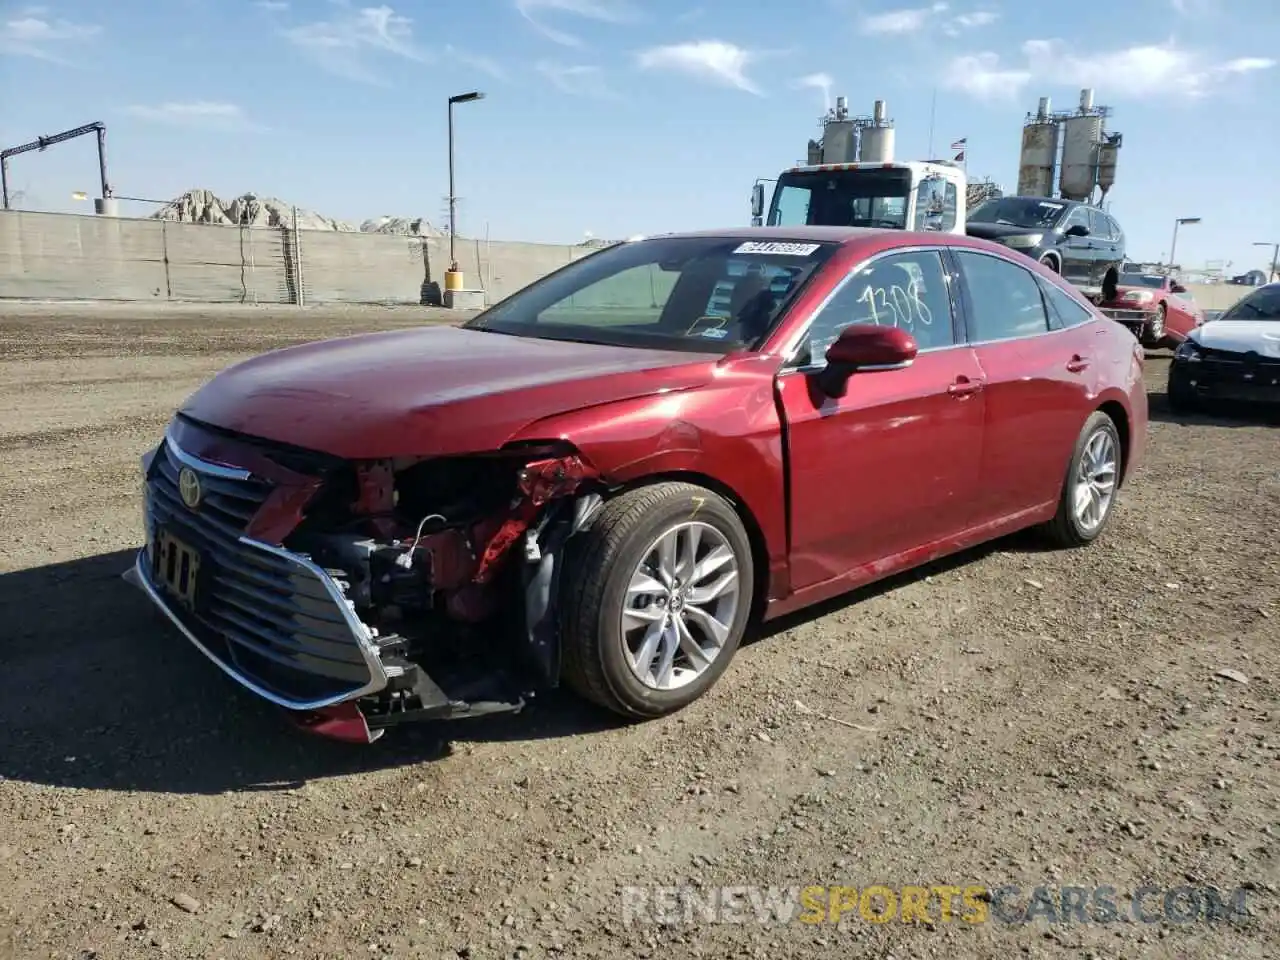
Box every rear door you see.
[951,250,1099,522]
[777,247,986,590]
[1087,208,1121,289]
[1058,206,1093,287]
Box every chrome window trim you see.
[775,244,959,369]
[775,243,1102,376]
[164,427,253,481]
[951,248,1098,346]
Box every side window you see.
[1105,215,1124,246]
[1086,208,1109,239]
[1038,278,1095,330]
[912,178,958,232]
[941,182,958,232]
[796,250,955,364]
[955,251,1051,342]
[1062,207,1090,235]
[770,185,811,226]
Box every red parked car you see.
[1098,269,1204,347]
[126,227,1147,742]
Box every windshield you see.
[970,197,1067,229]
[1120,272,1168,289]
[768,168,911,229]
[464,236,837,352]
[1218,285,1280,322]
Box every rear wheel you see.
[560,482,754,719]
[1041,412,1122,548]
[1038,253,1060,273]
[1142,303,1167,348]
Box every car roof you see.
[642,225,1040,253]
[993,195,1083,207]
[647,225,887,244]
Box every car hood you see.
[180,325,717,460]
[965,222,1049,242]
[1189,319,1280,357]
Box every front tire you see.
[1142,303,1167,348]
[1039,253,1060,274]
[560,482,754,719]
[1041,412,1122,548]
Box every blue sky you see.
[1,0,1276,270]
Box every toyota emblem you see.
[178,466,203,510]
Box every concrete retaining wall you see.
[0,209,1253,312]
[0,210,604,306]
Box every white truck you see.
[750,159,970,234]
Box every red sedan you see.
[127,227,1147,741]
[1098,269,1205,347]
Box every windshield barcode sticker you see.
[733,241,821,256]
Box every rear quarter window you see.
[1038,278,1095,330]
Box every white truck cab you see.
[751,160,968,234]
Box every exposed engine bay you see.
[287,446,604,734]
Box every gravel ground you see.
[0,302,1276,960]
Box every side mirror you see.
[816,324,918,398]
[1171,283,1187,294]
[750,182,765,221]
[1065,224,1090,238]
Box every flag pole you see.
[927,87,937,159]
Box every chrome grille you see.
[142,436,383,708]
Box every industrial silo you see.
[1059,89,1102,201]
[1097,135,1121,202]
[822,119,857,163]
[1016,97,1059,197]
[858,100,895,162]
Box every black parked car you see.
[966,196,1125,302]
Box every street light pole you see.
[446,91,485,272]
[1253,241,1279,283]
[1168,217,1201,275]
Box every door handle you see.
[1066,355,1090,372]
[947,376,984,397]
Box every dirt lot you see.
[0,301,1276,960]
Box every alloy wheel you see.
[1073,429,1118,533]
[620,521,741,691]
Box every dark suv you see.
[966,196,1125,302]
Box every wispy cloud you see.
[444,44,506,79]
[943,53,1030,100]
[122,101,261,131]
[636,40,762,95]
[860,3,997,37]
[945,39,1276,101]
[794,72,834,111]
[859,2,948,35]
[254,0,288,11]
[515,0,636,48]
[281,2,427,83]
[535,59,618,98]
[0,6,100,61]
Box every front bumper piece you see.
[125,432,393,743]
[1099,307,1150,336]
[1172,353,1280,405]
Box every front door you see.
[778,248,986,590]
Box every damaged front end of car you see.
[125,416,606,743]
